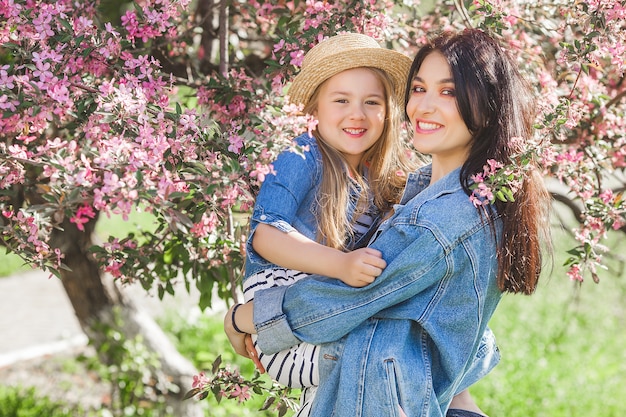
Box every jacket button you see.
[260,215,267,220]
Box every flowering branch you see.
[184,356,299,417]
[469,137,534,207]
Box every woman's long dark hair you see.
[405,29,552,294]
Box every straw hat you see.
[288,33,412,109]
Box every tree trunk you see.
[50,217,203,416]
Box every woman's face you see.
[313,67,386,169]
[406,51,472,178]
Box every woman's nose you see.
[415,96,435,115]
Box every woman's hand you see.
[224,303,266,375]
[224,304,249,357]
[245,334,266,374]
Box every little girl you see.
[240,33,415,416]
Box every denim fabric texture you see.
[253,165,504,417]
[244,132,379,278]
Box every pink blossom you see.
[121,11,139,39]
[32,58,54,84]
[0,65,14,88]
[289,49,305,67]
[229,384,251,403]
[179,112,198,131]
[191,372,210,389]
[190,212,218,238]
[598,189,614,204]
[0,0,22,19]
[567,264,584,282]
[0,94,18,111]
[250,162,274,183]
[228,134,244,154]
[69,204,96,231]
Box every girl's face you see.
[406,51,472,179]
[313,67,386,169]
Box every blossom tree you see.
[1,0,625,413]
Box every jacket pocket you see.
[383,358,403,417]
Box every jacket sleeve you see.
[254,221,450,354]
[249,144,319,234]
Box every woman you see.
[226,29,552,417]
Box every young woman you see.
[228,30,534,417]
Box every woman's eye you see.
[442,88,456,96]
[412,85,425,93]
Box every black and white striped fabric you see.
[244,268,319,416]
[243,268,320,389]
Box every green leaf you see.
[183,387,204,400]
[260,395,276,411]
[212,355,223,373]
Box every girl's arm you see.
[253,223,386,288]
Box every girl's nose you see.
[349,104,366,119]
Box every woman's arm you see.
[224,303,255,357]
[253,223,386,287]
[252,224,452,354]
[223,225,447,354]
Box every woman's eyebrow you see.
[413,75,455,84]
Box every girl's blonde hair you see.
[304,67,417,250]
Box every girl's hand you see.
[339,247,387,287]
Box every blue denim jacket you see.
[253,165,503,417]
[245,132,381,278]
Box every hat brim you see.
[288,48,412,109]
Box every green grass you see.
[0,251,30,277]
[0,386,84,417]
[0,210,158,278]
[470,226,626,417]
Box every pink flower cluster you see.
[190,369,251,404]
[469,159,506,207]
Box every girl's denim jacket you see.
[244,132,380,278]
[253,165,503,417]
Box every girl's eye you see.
[335,99,348,103]
[366,100,382,106]
[411,85,425,93]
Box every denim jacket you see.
[253,165,503,417]
[245,132,381,278]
